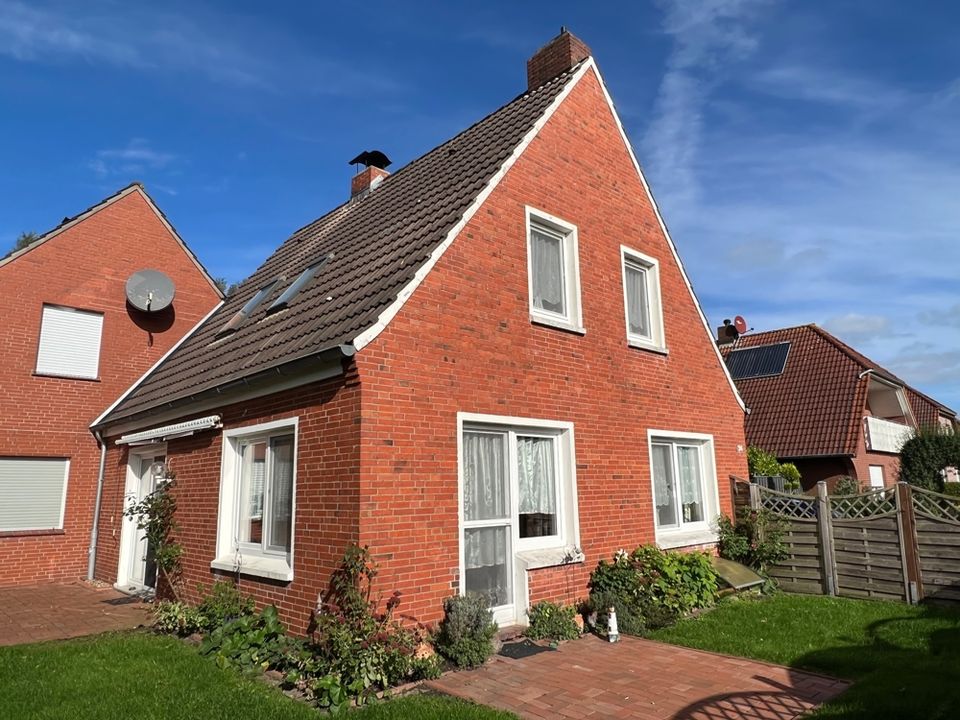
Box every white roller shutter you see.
[36,305,104,379]
[0,458,69,531]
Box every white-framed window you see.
[35,305,104,379]
[647,430,719,548]
[0,458,69,532]
[620,246,665,351]
[212,418,298,581]
[525,207,583,333]
[458,413,580,619]
[868,465,885,489]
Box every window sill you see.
[627,340,668,356]
[32,372,100,382]
[211,555,293,582]
[656,528,718,550]
[0,528,65,538]
[530,315,586,336]
[516,546,585,571]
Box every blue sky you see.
[2,1,958,410]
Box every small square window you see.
[525,208,583,333]
[35,305,104,380]
[621,247,665,351]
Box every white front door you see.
[869,465,885,489]
[117,450,164,592]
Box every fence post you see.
[748,482,761,510]
[896,482,923,604]
[816,481,837,596]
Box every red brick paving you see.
[0,582,149,646]
[428,634,850,719]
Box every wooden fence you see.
[749,481,960,604]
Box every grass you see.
[650,593,960,719]
[0,632,514,719]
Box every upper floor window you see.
[621,246,665,351]
[525,207,583,333]
[35,305,103,380]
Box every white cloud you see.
[89,139,177,177]
[823,313,891,343]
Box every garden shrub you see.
[748,446,802,491]
[525,601,580,641]
[200,604,290,673]
[900,427,960,491]
[833,476,860,495]
[434,594,498,669]
[196,580,256,631]
[942,483,960,498]
[717,507,788,574]
[582,590,647,636]
[152,600,205,636]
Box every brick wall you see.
[355,68,747,624]
[95,370,360,634]
[0,189,220,586]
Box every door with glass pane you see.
[130,453,164,590]
[462,430,513,624]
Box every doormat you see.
[498,639,556,660]
[102,596,143,606]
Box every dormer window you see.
[216,278,282,338]
[266,253,335,314]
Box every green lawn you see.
[0,632,513,720]
[650,594,960,719]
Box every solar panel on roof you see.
[726,342,791,380]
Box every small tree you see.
[4,231,40,259]
[899,427,960,492]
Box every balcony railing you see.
[865,416,914,453]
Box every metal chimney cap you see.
[348,150,392,170]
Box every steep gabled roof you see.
[721,324,955,458]
[99,65,585,425]
[0,183,222,298]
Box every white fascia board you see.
[352,59,594,352]
[116,415,222,445]
[90,300,224,429]
[588,65,746,412]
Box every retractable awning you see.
[115,415,222,445]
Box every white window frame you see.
[35,304,104,380]
[868,465,885,489]
[212,417,298,582]
[647,430,720,549]
[0,457,69,532]
[525,206,584,334]
[620,246,665,352]
[457,412,581,626]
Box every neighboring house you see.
[91,32,747,630]
[0,184,223,587]
[720,324,957,492]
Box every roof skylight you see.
[215,278,282,338]
[267,252,336,314]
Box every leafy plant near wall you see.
[525,601,580,641]
[201,604,291,673]
[747,446,802,491]
[434,594,499,669]
[942,483,960,498]
[124,475,183,601]
[899,427,960,491]
[717,507,788,575]
[833,476,860,495]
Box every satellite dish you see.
[734,315,748,334]
[126,269,175,313]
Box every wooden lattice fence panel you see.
[757,488,826,594]
[912,487,960,603]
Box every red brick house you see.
[721,324,957,492]
[0,183,222,587]
[92,32,746,630]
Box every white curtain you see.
[517,436,556,515]
[462,432,507,522]
[464,526,508,571]
[651,444,672,509]
[249,456,265,517]
[531,229,565,315]
[625,263,650,337]
[269,435,295,551]
[677,446,703,519]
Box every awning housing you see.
[115,415,222,446]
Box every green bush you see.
[525,601,580,641]
[900,427,960,491]
[200,604,290,673]
[779,463,802,491]
[942,483,960,497]
[717,508,788,574]
[196,581,256,631]
[434,594,498,669]
[748,446,802,491]
[152,600,205,636]
[833,476,860,495]
[582,590,648,636]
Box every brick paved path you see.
[0,583,149,646]
[428,634,849,720]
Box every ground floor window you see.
[0,457,69,532]
[459,414,579,615]
[213,418,298,582]
[648,431,719,547]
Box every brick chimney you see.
[527,29,592,90]
[349,150,392,199]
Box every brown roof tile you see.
[100,66,580,425]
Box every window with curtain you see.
[651,440,706,531]
[620,248,664,349]
[236,432,295,556]
[526,211,581,331]
[517,436,558,538]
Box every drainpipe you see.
[87,429,108,581]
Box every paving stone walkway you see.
[0,582,149,647]
[428,634,850,720]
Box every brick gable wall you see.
[0,190,220,586]
[355,69,747,623]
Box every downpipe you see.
[86,429,108,581]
